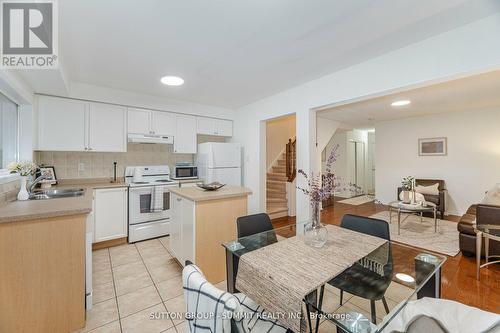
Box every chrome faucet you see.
[28,174,49,194]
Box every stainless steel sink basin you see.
[29,188,85,200]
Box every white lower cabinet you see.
[93,187,128,243]
[170,193,195,265]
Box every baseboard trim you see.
[92,237,128,250]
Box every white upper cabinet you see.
[127,108,175,136]
[127,108,151,135]
[37,96,87,151]
[88,103,127,152]
[36,95,127,152]
[152,111,175,136]
[174,114,197,154]
[196,117,216,135]
[196,117,233,137]
[217,119,233,137]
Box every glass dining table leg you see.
[398,209,401,235]
[225,249,238,293]
[434,207,437,233]
[476,231,482,280]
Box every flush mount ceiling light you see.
[395,273,415,283]
[160,76,184,86]
[391,100,411,107]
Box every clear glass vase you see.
[304,201,328,248]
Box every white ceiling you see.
[17,0,500,108]
[317,69,500,128]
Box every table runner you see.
[235,225,387,332]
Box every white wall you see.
[266,115,296,169]
[232,13,500,222]
[375,107,500,215]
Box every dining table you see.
[222,222,445,333]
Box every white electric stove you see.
[125,165,179,243]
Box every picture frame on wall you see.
[418,137,447,156]
[38,166,58,185]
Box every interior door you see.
[88,103,127,152]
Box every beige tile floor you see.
[79,236,414,333]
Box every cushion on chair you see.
[183,264,288,333]
[416,183,440,196]
[381,297,500,333]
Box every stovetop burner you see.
[132,181,149,184]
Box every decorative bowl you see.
[196,182,226,191]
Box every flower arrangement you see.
[401,176,415,191]
[7,161,38,177]
[297,144,361,206]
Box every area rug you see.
[338,195,375,206]
[370,211,460,256]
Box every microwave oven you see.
[174,166,198,179]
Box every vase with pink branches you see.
[297,144,361,247]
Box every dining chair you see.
[183,261,290,333]
[236,213,277,241]
[314,214,393,331]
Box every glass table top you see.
[388,200,436,212]
[223,223,446,333]
[475,224,500,238]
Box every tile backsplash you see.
[34,144,193,180]
[0,179,20,205]
[33,136,225,180]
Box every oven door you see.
[129,186,171,224]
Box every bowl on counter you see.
[196,182,226,191]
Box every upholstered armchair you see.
[397,179,446,218]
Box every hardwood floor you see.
[271,198,500,313]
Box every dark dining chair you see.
[236,213,277,240]
[314,214,393,330]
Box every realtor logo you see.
[1,0,58,68]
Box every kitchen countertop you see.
[169,185,252,202]
[0,179,128,224]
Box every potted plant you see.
[401,176,415,204]
[297,144,360,247]
[7,161,38,201]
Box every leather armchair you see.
[458,204,500,256]
[397,179,446,218]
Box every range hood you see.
[127,133,174,144]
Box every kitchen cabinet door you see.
[216,119,233,137]
[152,111,175,136]
[37,95,87,151]
[181,198,195,265]
[88,103,127,152]
[196,117,215,135]
[128,108,151,135]
[94,188,128,243]
[174,114,197,154]
[170,193,183,261]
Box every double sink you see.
[29,188,85,200]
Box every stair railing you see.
[285,138,296,182]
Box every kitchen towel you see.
[150,186,164,212]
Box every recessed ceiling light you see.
[160,76,184,86]
[395,273,415,283]
[391,100,411,107]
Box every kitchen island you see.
[169,185,252,283]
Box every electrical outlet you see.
[78,163,85,172]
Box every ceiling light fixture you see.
[395,273,415,283]
[391,100,411,107]
[160,76,184,86]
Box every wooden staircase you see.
[266,138,296,219]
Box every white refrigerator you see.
[197,142,242,186]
